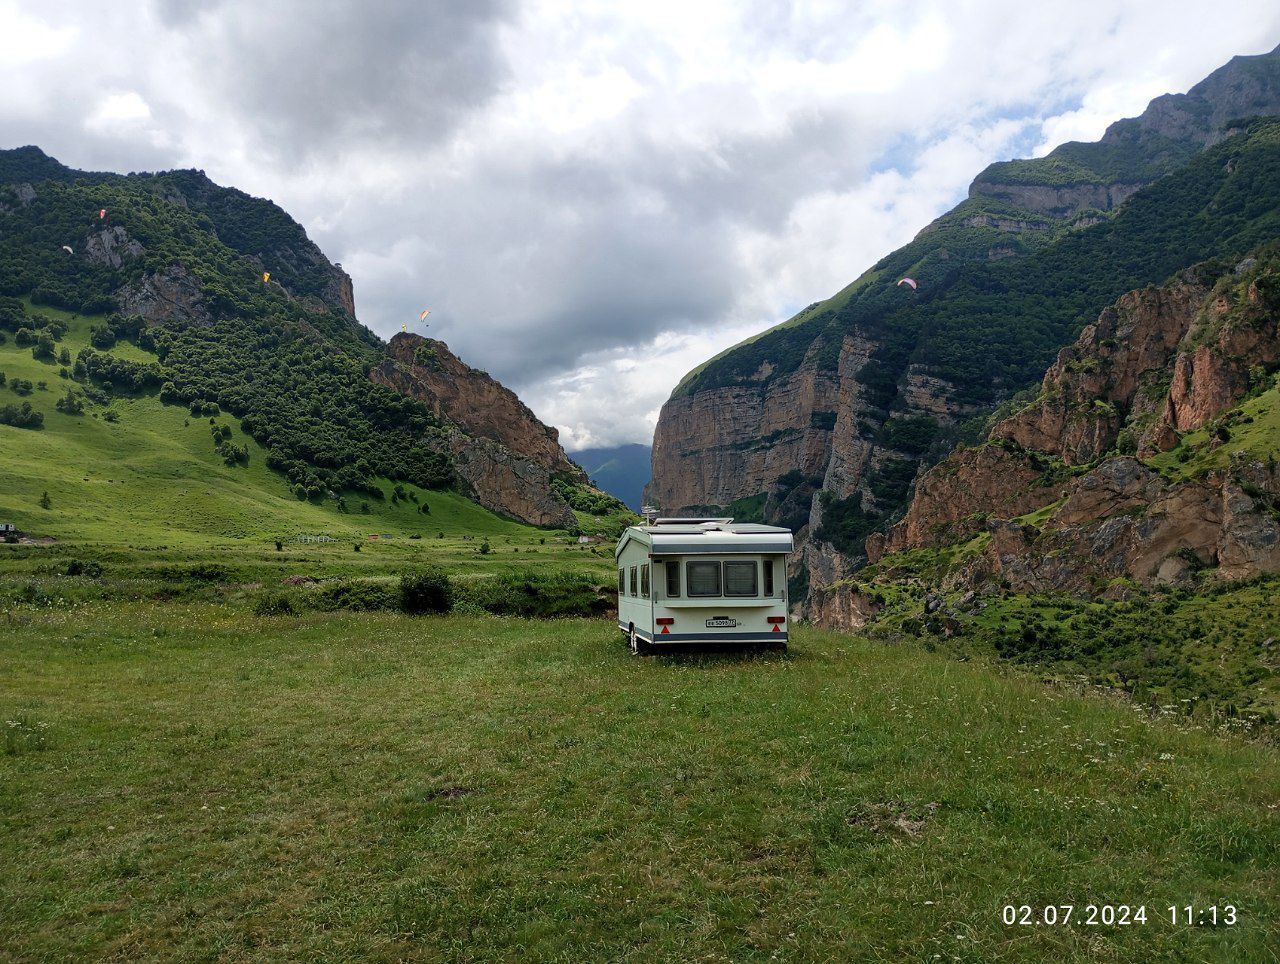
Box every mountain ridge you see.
[0,147,616,529]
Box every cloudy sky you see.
[2,1,1278,450]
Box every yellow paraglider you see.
[262,271,271,284]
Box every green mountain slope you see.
[0,302,531,546]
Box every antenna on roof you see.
[640,504,658,524]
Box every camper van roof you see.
[614,519,794,557]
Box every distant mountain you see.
[647,43,1280,604]
[0,147,624,529]
[570,443,651,511]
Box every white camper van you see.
[615,518,794,653]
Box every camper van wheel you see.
[629,626,649,656]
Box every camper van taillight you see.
[656,618,675,626]
[767,616,786,624]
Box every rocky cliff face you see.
[372,333,582,527]
[648,342,838,512]
[869,253,1280,598]
[374,333,581,478]
[650,45,1280,611]
[117,263,212,326]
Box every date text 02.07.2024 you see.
[1002,905,1238,926]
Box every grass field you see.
[2,603,1277,961]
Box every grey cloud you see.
[160,0,515,160]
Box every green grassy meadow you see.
[1,604,1278,961]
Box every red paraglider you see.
[98,209,106,220]
[896,277,917,290]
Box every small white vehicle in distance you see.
[615,518,794,654]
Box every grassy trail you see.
[2,606,1277,960]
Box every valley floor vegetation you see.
[2,602,1278,960]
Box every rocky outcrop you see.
[881,444,1060,554]
[369,333,587,527]
[968,180,1145,220]
[990,281,1208,463]
[117,263,212,326]
[806,582,883,631]
[446,431,577,529]
[85,226,144,269]
[879,254,1280,595]
[373,333,581,479]
[957,458,1280,593]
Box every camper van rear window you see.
[724,561,758,596]
[665,562,680,597]
[686,561,721,597]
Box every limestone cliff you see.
[372,333,582,527]
[374,333,581,478]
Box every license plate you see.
[705,618,737,628]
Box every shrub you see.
[0,402,43,429]
[154,563,229,582]
[400,567,453,615]
[456,568,609,618]
[55,390,83,415]
[253,592,296,616]
[64,559,103,578]
[315,580,397,612]
[89,326,117,350]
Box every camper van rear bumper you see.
[620,626,786,644]
[656,631,787,643]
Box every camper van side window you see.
[629,566,638,596]
[618,568,625,595]
[686,561,721,597]
[665,561,680,597]
[724,561,758,596]
[763,558,774,596]
[640,564,650,598]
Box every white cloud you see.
[0,1,75,65]
[85,91,152,129]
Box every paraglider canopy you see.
[98,209,106,220]
[262,271,271,284]
[61,245,73,254]
[419,309,430,322]
[896,277,917,290]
